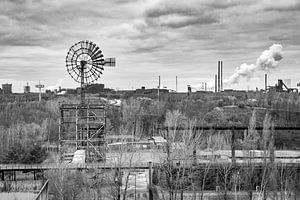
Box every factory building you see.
[85,83,105,94]
[2,83,12,94]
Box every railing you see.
[0,162,150,171]
[1,158,300,172]
[35,180,48,200]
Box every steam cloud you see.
[225,44,283,84]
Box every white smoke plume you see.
[225,44,283,84]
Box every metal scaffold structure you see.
[59,40,115,162]
[59,104,106,162]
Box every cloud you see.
[144,1,219,28]
[264,1,300,12]
[205,0,252,9]
[159,14,218,28]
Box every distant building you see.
[66,88,77,95]
[24,83,30,93]
[85,83,105,94]
[45,89,52,94]
[187,85,191,95]
[136,87,169,95]
[2,83,12,94]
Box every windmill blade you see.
[92,55,104,62]
[87,41,93,54]
[93,63,105,68]
[88,69,101,82]
[72,49,82,60]
[92,63,104,71]
[68,47,79,59]
[67,65,80,78]
[88,68,98,79]
[93,58,105,64]
[85,40,89,49]
[92,66,104,75]
[92,53,102,61]
[92,65,104,74]
[92,49,102,59]
[89,43,97,55]
[91,46,100,57]
[83,41,89,54]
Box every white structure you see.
[35,81,45,102]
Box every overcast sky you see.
[0,0,300,92]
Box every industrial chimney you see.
[221,61,223,91]
[265,74,267,92]
[215,74,217,92]
[217,61,223,92]
[218,61,220,92]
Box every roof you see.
[150,136,167,143]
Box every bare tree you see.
[46,164,69,200]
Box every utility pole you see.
[35,81,44,102]
[176,76,178,92]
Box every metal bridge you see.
[0,163,149,171]
[1,160,300,172]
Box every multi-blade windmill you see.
[59,41,116,162]
[66,40,115,104]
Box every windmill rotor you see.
[66,40,105,84]
[66,40,115,104]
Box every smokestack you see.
[158,75,160,100]
[265,74,267,91]
[221,61,223,91]
[176,76,178,92]
[218,61,220,92]
[215,74,217,92]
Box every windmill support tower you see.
[60,40,116,162]
[35,82,44,102]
